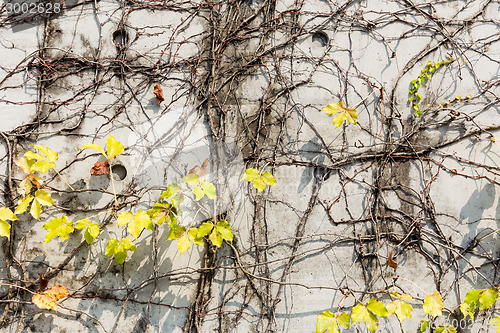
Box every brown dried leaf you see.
[387,248,397,272]
[90,160,110,176]
[153,84,164,104]
[44,285,69,300]
[32,293,57,311]
[38,273,48,292]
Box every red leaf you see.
[90,160,110,176]
[153,84,164,104]
[38,273,48,292]
[387,248,397,271]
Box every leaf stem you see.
[54,169,75,191]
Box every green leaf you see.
[366,298,389,317]
[0,220,11,239]
[413,104,420,112]
[351,303,379,332]
[416,93,423,100]
[197,221,214,238]
[386,300,412,322]
[192,186,204,201]
[201,181,216,200]
[423,291,444,318]
[79,143,107,158]
[420,320,430,332]
[478,288,498,311]
[177,233,191,254]
[167,224,186,241]
[15,195,33,215]
[241,168,260,182]
[181,173,200,186]
[106,135,124,159]
[43,216,75,243]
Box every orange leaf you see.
[90,160,110,176]
[32,285,69,311]
[387,248,397,271]
[153,84,164,104]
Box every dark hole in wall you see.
[312,31,329,47]
[111,164,127,181]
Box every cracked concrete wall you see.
[0,0,499,332]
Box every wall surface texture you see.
[0,0,499,332]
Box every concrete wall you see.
[0,0,499,332]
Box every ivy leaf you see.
[19,174,43,196]
[192,186,204,201]
[366,298,389,317]
[74,218,99,244]
[106,135,124,160]
[423,291,444,318]
[127,210,152,239]
[105,237,136,264]
[478,288,498,311]
[0,207,17,239]
[90,160,110,176]
[316,311,338,333]
[252,177,265,192]
[117,211,133,226]
[201,181,216,199]
[79,143,107,158]
[435,325,457,333]
[209,220,233,247]
[15,195,33,215]
[241,168,260,182]
[321,102,358,127]
[197,221,214,238]
[181,173,200,186]
[33,145,58,163]
[160,183,181,199]
[351,303,379,333]
[32,285,69,311]
[43,216,75,243]
[14,157,35,174]
[167,224,186,241]
[420,320,430,332]
[0,220,11,239]
[188,227,204,246]
[105,238,119,257]
[209,228,223,247]
[261,171,275,187]
[460,289,481,319]
[386,299,413,322]
[30,189,54,219]
[177,233,191,254]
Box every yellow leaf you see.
[0,220,11,238]
[127,210,152,239]
[0,207,17,221]
[188,228,204,246]
[423,291,443,318]
[261,171,275,186]
[332,112,347,128]
[34,189,54,207]
[30,200,41,219]
[33,145,58,162]
[106,135,124,159]
[14,157,34,174]
[321,102,358,127]
[79,143,107,158]
[252,178,265,192]
[117,211,133,226]
[241,168,260,182]
[15,195,33,215]
[201,181,216,199]
[177,233,191,254]
[321,102,346,115]
[192,186,204,201]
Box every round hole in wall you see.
[111,164,127,181]
[112,28,128,48]
[311,31,329,47]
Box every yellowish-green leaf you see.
[197,221,214,238]
[15,195,33,215]
[160,183,181,199]
[436,325,457,333]
[209,228,223,247]
[215,220,233,242]
[43,216,75,243]
[84,223,99,244]
[0,207,17,221]
[24,151,46,162]
[34,189,54,206]
[106,135,124,159]
[351,303,379,333]
[479,288,498,311]
[177,233,191,254]
[188,228,204,246]
[252,177,265,192]
[321,102,346,115]
[366,298,389,317]
[181,173,200,186]
[192,186,204,201]
[79,143,107,158]
[241,168,260,182]
[322,102,358,127]
[316,311,337,333]
[420,320,430,332]
[32,160,55,173]
[30,201,41,219]
[423,291,443,318]
[201,181,216,200]
[386,299,413,322]
[461,289,481,319]
[117,211,133,226]
[167,224,186,241]
[261,171,275,186]
[74,217,91,230]
[105,238,119,257]
[127,210,152,239]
